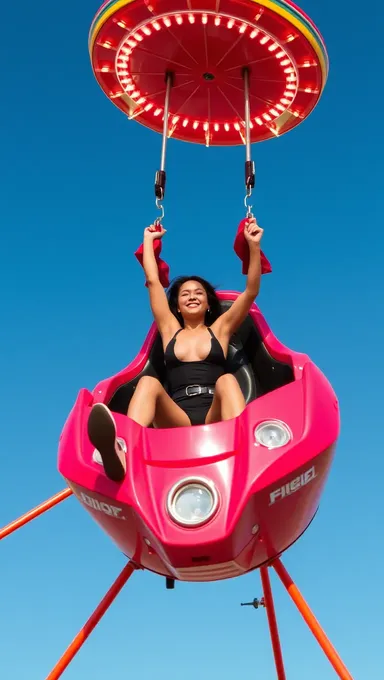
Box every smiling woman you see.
[87,218,263,481]
[167,276,222,328]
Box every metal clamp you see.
[241,597,265,609]
[155,169,166,200]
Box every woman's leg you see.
[128,376,191,428]
[205,374,246,424]
[88,376,191,482]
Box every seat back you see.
[108,334,165,415]
[225,340,257,403]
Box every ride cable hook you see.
[154,71,174,225]
[244,187,253,219]
[242,67,255,219]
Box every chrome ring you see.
[166,476,219,527]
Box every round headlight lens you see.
[255,421,291,449]
[168,479,218,527]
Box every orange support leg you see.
[260,567,287,680]
[272,558,354,680]
[46,560,136,680]
[0,488,73,541]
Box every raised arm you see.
[142,226,180,338]
[214,218,264,339]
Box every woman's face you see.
[177,280,209,318]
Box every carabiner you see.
[244,187,253,218]
[155,197,165,225]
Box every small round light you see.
[254,421,291,449]
[92,437,126,464]
[167,478,218,527]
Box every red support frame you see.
[46,561,136,680]
[260,566,287,679]
[271,558,354,680]
[0,489,72,541]
[1,489,355,679]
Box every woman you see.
[88,217,263,481]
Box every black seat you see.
[108,334,165,415]
[219,300,294,398]
[108,301,294,415]
[226,338,257,403]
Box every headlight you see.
[167,478,219,527]
[254,420,291,449]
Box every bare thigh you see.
[205,374,246,424]
[154,385,192,428]
[204,392,222,424]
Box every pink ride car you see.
[58,291,339,583]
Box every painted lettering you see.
[269,466,317,505]
[80,492,125,519]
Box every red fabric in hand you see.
[135,225,170,288]
[233,218,272,275]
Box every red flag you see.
[134,225,170,288]
[233,218,272,275]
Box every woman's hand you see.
[144,224,167,241]
[244,217,263,245]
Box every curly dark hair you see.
[167,275,222,327]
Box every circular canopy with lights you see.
[89,0,328,146]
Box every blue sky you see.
[0,1,381,678]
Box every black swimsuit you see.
[164,327,226,425]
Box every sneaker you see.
[87,404,126,482]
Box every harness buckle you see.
[185,385,202,396]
